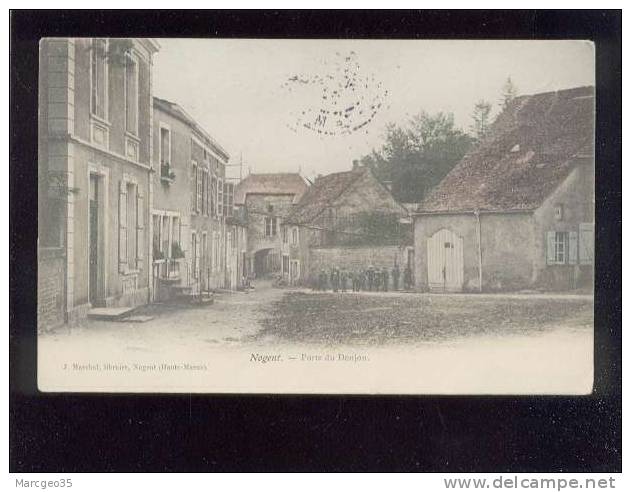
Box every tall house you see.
[38,38,160,328]
[414,86,595,292]
[152,97,244,299]
[234,173,308,277]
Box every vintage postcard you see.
[37,38,594,393]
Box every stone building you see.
[151,97,241,300]
[282,165,410,285]
[413,86,595,292]
[38,38,160,329]
[234,173,308,277]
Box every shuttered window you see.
[224,182,234,217]
[118,181,144,272]
[197,168,203,213]
[191,162,198,214]
[546,231,577,265]
[136,189,144,270]
[118,182,127,272]
[579,223,594,265]
[210,175,216,216]
[217,178,223,217]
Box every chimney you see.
[352,159,360,170]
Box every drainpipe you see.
[474,209,482,292]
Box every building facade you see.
[234,173,308,278]
[282,165,411,285]
[413,86,595,292]
[38,38,160,329]
[151,97,244,300]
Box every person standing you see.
[340,268,348,292]
[367,266,374,291]
[404,265,412,290]
[320,269,327,291]
[392,264,400,291]
[382,267,389,292]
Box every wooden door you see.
[427,229,464,292]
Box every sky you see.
[153,39,594,182]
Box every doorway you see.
[427,229,464,292]
[88,174,102,304]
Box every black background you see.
[10,10,621,472]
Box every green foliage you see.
[333,211,410,246]
[359,112,473,203]
[171,242,185,259]
[470,100,493,142]
[501,76,518,109]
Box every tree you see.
[501,76,518,109]
[470,100,492,142]
[358,112,473,203]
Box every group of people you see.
[313,264,413,292]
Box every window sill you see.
[160,176,175,184]
[90,113,111,127]
[125,130,140,142]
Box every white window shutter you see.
[546,231,556,265]
[579,223,594,265]
[136,189,144,270]
[568,231,578,265]
[118,181,128,272]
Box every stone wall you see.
[37,248,66,332]
[414,212,535,292]
[305,245,409,282]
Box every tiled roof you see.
[234,173,309,204]
[153,97,230,161]
[284,168,367,225]
[419,86,595,213]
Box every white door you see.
[427,229,464,292]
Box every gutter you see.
[474,209,482,293]
[412,208,535,216]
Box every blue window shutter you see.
[546,231,556,265]
[568,231,578,265]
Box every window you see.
[118,181,144,272]
[210,175,216,216]
[191,162,198,213]
[197,168,203,213]
[201,171,208,215]
[191,232,197,277]
[223,182,234,217]
[292,227,299,245]
[554,232,567,263]
[205,170,210,216]
[159,126,171,178]
[90,39,108,120]
[265,217,277,237]
[282,255,290,274]
[124,53,139,135]
[554,204,564,221]
[282,226,288,244]
[546,231,577,265]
